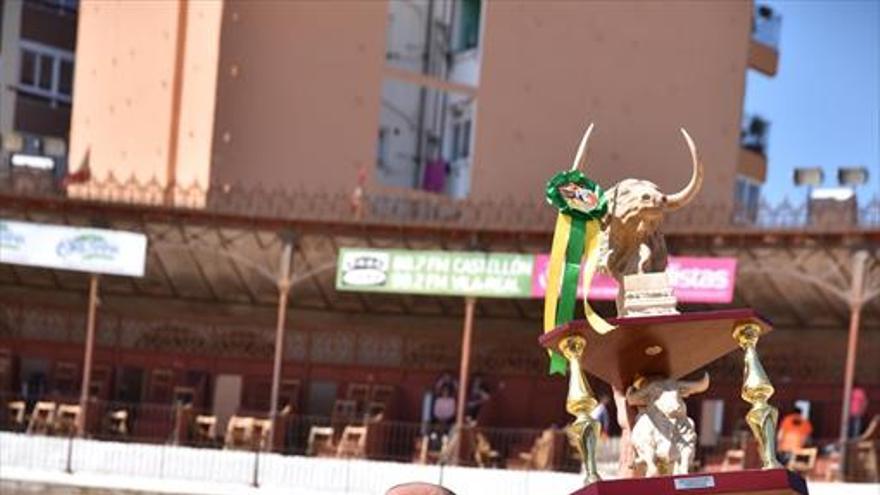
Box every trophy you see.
[539,124,808,494]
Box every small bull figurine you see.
[625,373,710,477]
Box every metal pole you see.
[251,447,260,487]
[412,0,435,188]
[268,238,293,450]
[837,250,867,477]
[454,296,476,463]
[77,273,99,436]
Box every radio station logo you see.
[56,234,119,261]
[340,251,390,287]
[0,222,25,251]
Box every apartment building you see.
[0,0,78,180]
[66,0,779,212]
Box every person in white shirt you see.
[432,384,457,433]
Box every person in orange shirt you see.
[777,405,813,464]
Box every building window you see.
[734,175,761,223]
[451,119,471,160]
[455,0,481,52]
[18,40,74,105]
[377,127,389,169]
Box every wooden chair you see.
[364,401,386,421]
[224,416,254,450]
[194,415,217,444]
[843,414,880,482]
[107,409,128,436]
[370,384,395,406]
[513,429,557,470]
[473,431,502,468]
[331,399,358,433]
[7,401,27,431]
[27,401,56,434]
[333,399,358,420]
[346,383,370,407]
[307,426,336,457]
[336,425,367,458]
[857,415,879,441]
[823,451,841,482]
[54,404,81,436]
[251,418,273,451]
[787,447,818,476]
[416,432,446,465]
[846,440,879,482]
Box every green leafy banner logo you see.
[56,234,119,261]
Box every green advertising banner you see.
[336,248,534,298]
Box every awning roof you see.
[1,178,878,330]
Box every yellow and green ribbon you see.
[543,170,615,374]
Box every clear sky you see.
[744,0,880,204]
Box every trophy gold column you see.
[560,335,602,483]
[733,323,783,469]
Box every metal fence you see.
[0,431,605,495]
[3,169,879,233]
[1,395,618,473]
[2,394,855,490]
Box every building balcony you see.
[749,5,781,76]
[21,0,79,52]
[738,114,769,183]
[13,92,71,139]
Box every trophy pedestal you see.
[570,469,808,495]
[539,309,772,390]
[540,309,786,485]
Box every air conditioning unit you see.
[809,188,858,227]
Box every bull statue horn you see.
[678,372,711,397]
[569,122,595,171]
[625,376,653,406]
[663,128,704,210]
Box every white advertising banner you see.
[0,219,147,277]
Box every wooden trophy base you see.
[539,309,772,389]
[572,469,808,495]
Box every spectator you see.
[777,405,812,464]
[850,383,869,438]
[591,395,611,436]
[433,370,458,397]
[432,384,456,433]
[465,374,490,422]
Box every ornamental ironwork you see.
[3,169,879,233]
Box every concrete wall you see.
[68,0,180,183]
[67,0,221,191]
[210,0,751,205]
[472,0,752,207]
[209,0,387,192]
[68,0,752,209]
